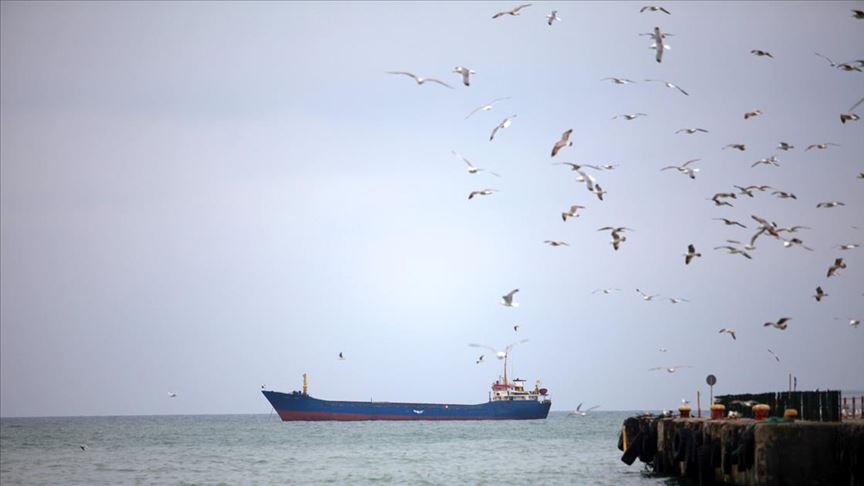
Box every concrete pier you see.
[620,416,864,485]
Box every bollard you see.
[711,403,726,420]
[784,408,798,422]
[679,404,692,418]
[753,403,770,420]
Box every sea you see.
[1,412,687,485]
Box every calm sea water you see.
[1,412,684,484]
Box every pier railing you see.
[716,390,841,421]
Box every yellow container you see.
[753,403,770,420]
[783,408,798,421]
[711,404,726,420]
[678,405,692,418]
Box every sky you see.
[1,1,862,417]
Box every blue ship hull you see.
[262,390,551,421]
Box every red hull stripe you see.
[276,411,539,421]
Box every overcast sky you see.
[2,1,862,417]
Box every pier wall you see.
[620,416,864,485]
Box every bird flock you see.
[378,4,862,396]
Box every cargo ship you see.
[263,358,550,421]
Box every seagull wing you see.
[465,105,485,119]
[504,338,530,353]
[681,159,701,167]
[423,78,454,89]
[814,52,836,66]
[452,151,474,168]
[468,343,499,353]
[386,71,419,82]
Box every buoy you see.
[752,403,770,420]
[711,403,726,420]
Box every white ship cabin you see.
[489,377,549,402]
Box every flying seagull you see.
[782,237,813,251]
[767,349,781,362]
[684,244,701,264]
[636,288,660,301]
[806,143,840,151]
[854,9,864,19]
[501,289,520,307]
[386,71,453,89]
[734,185,772,197]
[544,240,569,247]
[468,189,498,200]
[592,288,620,295]
[168,392,177,398]
[751,49,774,58]
[723,144,747,151]
[492,4,532,19]
[339,352,345,360]
[764,317,791,330]
[469,339,529,360]
[676,128,709,134]
[649,366,692,373]
[713,218,746,228]
[451,151,500,177]
[569,403,600,416]
[476,355,485,364]
[836,243,860,250]
[841,113,860,124]
[602,77,636,84]
[465,97,511,119]
[562,204,586,221]
[640,27,671,63]
[814,286,827,302]
[709,192,737,207]
[640,6,671,14]
[452,66,476,87]
[752,156,780,168]
[772,190,797,200]
[714,245,752,259]
[612,112,647,120]
[719,328,737,340]
[744,109,762,120]
[490,115,516,141]
[554,162,602,172]
[644,79,688,95]
[815,53,864,72]
[551,129,573,157]
[599,226,632,251]
[827,258,846,277]
[668,297,690,304]
[546,10,561,25]
[661,158,701,179]
[816,201,845,208]
[513,325,520,332]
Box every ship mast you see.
[503,352,508,385]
